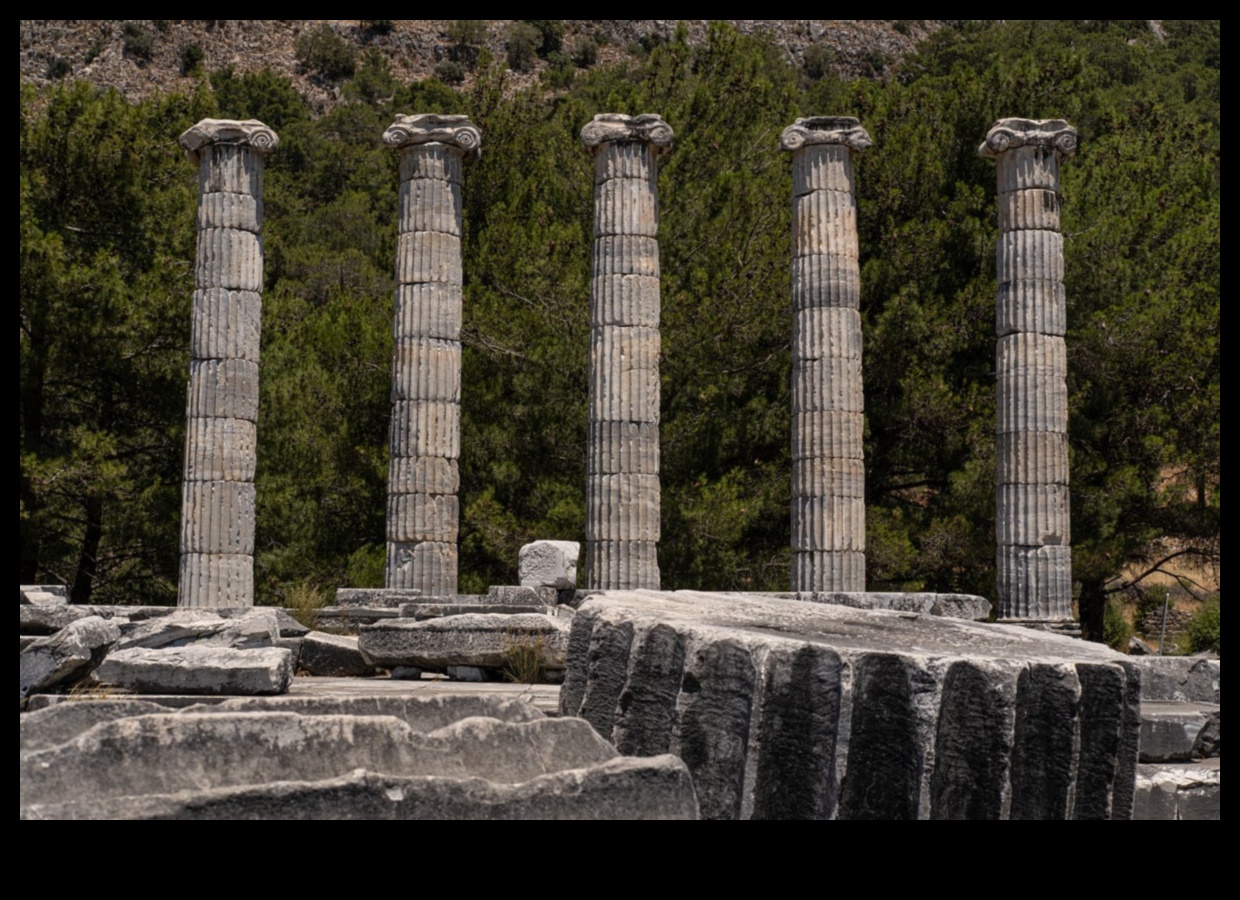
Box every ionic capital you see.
[780,117,871,153]
[979,118,1077,159]
[581,114,674,155]
[384,114,482,158]
[179,119,279,165]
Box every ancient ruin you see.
[980,119,1076,622]
[177,119,278,608]
[781,117,871,591]
[581,114,673,590]
[381,115,481,595]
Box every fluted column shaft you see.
[177,119,278,607]
[582,114,673,589]
[981,118,1077,620]
[781,117,871,591]
[382,115,481,594]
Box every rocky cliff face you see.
[20,20,941,109]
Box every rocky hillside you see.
[21,19,941,109]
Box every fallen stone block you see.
[335,588,422,609]
[561,590,1142,820]
[20,604,185,636]
[391,666,423,680]
[275,636,303,667]
[519,540,581,589]
[1139,701,1220,763]
[1192,708,1220,759]
[21,712,616,808]
[1131,656,1220,704]
[447,665,492,682]
[749,590,992,621]
[401,602,547,620]
[94,646,294,696]
[114,608,279,652]
[359,613,570,671]
[20,616,122,699]
[22,756,697,820]
[314,606,402,634]
[20,700,170,753]
[298,632,376,677]
[488,585,559,605]
[20,636,37,652]
[1133,759,1220,820]
[1128,636,1155,656]
[20,585,68,606]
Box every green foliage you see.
[1185,597,1220,655]
[179,42,204,76]
[1102,597,1134,651]
[802,43,833,80]
[46,57,71,80]
[570,37,599,68]
[447,20,488,47]
[505,22,539,72]
[295,24,357,81]
[522,20,564,57]
[435,60,466,86]
[121,22,153,63]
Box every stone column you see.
[176,119,277,608]
[381,115,481,595]
[980,118,1077,621]
[780,117,871,592]
[581,114,673,590]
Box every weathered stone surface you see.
[1139,701,1219,763]
[20,709,694,821]
[396,232,463,285]
[20,616,121,698]
[313,606,403,635]
[594,177,658,237]
[399,177,463,235]
[584,541,660,591]
[591,137,659,183]
[360,613,570,670]
[793,307,862,359]
[383,114,481,159]
[778,591,992,621]
[180,118,279,168]
[23,756,697,821]
[793,189,859,258]
[1132,758,1220,820]
[389,400,461,459]
[995,544,1073,620]
[587,422,660,475]
[182,417,257,482]
[791,357,863,413]
[95,646,294,696]
[519,540,581,589]
[299,632,377,678]
[996,432,1070,485]
[562,590,1140,819]
[197,192,261,232]
[791,254,860,309]
[394,283,463,341]
[792,410,865,460]
[114,608,278,652]
[386,540,458,594]
[996,483,1071,546]
[20,585,67,606]
[386,492,459,542]
[1130,656,1221,704]
[391,666,423,679]
[178,553,253,608]
[791,552,866,594]
[996,280,1066,337]
[185,358,260,421]
[21,700,169,753]
[20,635,37,652]
[390,339,462,402]
[179,480,256,554]
[336,588,423,609]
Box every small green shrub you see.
[122,22,154,62]
[1102,596,1134,651]
[522,19,563,57]
[505,22,539,72]
[435,59,466,85]
[295,24,357,81]
[803,43,833,79]
[179,42,204,75]
[570,36,599,68]
[501,630,549,684]
[46,57,71,80]
[84,39,103,64]
[447,20,487,47]
[283,579,330,631]
[1185,596,1220,655]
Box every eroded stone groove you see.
[177,119,278,608]
[781,117,871,590]
[382,115,481,594]
[981,119,1077,620]
[581,114,673,589]
[561,590,1140,819]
